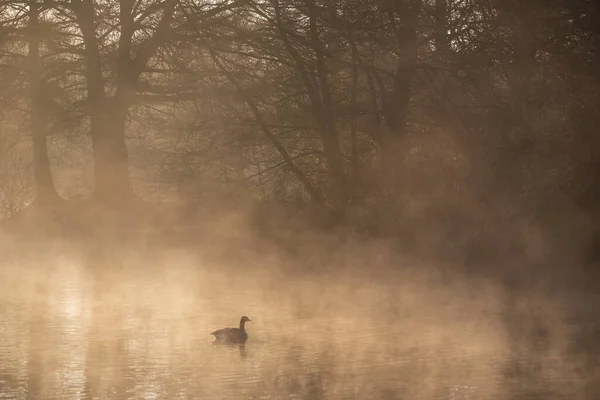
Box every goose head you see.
[239,316,251,330]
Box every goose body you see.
[211,316,251,343]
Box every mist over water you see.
[2,0,600,397]
[1,243,598,400]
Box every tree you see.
[0,0,62,210]
[66,0,178,204]
[27,0,61,203]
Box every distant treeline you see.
[1,0,599,262]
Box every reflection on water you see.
[0,255,598,399]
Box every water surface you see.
[0,254,597,399]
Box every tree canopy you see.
[1,0,599,260]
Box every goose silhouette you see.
[211,316,251,343]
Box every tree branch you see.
[210,50,323,204]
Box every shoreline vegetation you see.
[0,0,599,292]
[2,195,599,293]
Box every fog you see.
[2,0,600,398]
[1,211,599,399]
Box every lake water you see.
[0,249,598,399]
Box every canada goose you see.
[211,316,251,343]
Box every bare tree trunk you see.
[28,0,60,204]
[72,0,176,205]
[349,38,360,197]
[490,0,537,194]
[434,0,450,56]
[306,0,346,217]
[383,0,419,138]
[432,0,452,124]
[376,0,420,226]
[72,0,133,204]
[493,0,536,119]
[364,70,383,147]
[270,0,347,220]
[88,102,133,205]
